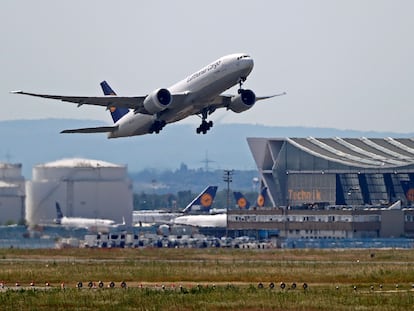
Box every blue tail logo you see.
[55,202,63,224]
[182,186,218,213]
[100,81,129,123]
[256,187,267,208]
[233,191,250,209]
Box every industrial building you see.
[226,137,414,239]
[0,163,25,225]
[26,158,133,227]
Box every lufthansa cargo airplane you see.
[12,53,284,138]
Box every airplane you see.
[182,185,218,214]
[256,187,268,208]
[54,202,120,232]
[133,185,218,226]
[171,187,269,233]
[233,186,268,209]
[12,53,284,137]
[233,191,251,209]
[172,213,226,228]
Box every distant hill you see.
[1,119,412,178]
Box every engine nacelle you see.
[228,89,256,113]
[143,88,172,114]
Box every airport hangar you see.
[227,137,414,239]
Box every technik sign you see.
[288,189,322,203]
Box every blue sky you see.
[2,0,414,133]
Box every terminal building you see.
[227,137,414,239]
[26,158,133,227]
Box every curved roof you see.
[39,158,122,168]
[287,137,414,168]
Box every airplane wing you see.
[11,90,189,115]
[11,90,148,112]
[60,125,118,134]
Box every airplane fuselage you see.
[60,216,115,228]
[109,54,253,138]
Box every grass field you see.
[0,248,414,310]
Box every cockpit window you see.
[237,55,250,60]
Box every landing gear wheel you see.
[150,120,166,134]
[196,120,213,134]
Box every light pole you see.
[223,170,234,210]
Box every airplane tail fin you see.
[233,191,250,209]
[182,186,218,214]
[256,187,268,208]
[55,202,63,224]
[100,81,129,123]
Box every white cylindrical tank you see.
[26,158,133,227]
[0,163,25,225]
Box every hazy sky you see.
[2,0,414,133]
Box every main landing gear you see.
[196,120,213,134]
[196,108,214,134]
[149,120,166,134]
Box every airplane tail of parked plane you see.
[182,186,218,214]
[100,81,129,123]
[233,187,268,209]
[256,187,268,208]
[55,202,63,224]
[233,191,251,209]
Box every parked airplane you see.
[233,191,251,209]
[133,185,218,226]
[256,187,268,208]
[233,187,268,209]
[172,213,226,228]
[182,185,218,214]
[172,187,269,232]
[54,202,120,232]
[12,53,284,137]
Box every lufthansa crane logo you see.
[257,194,265,207]
[237,198,247,209]
[407,189,414,202]
[200,193,213,207]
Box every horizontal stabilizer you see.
[61,126,118,134]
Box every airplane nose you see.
[246,58,254,69]
[241,58,254,75]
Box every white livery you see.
[12,53,284,137]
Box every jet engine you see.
[143,88,172,114]
[228,89,256,113]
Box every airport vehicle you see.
[12,53,283,137]
[133,185,218,226]
[55,202,120,232]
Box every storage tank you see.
[26,158,133,227]
[0,163,25,225]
